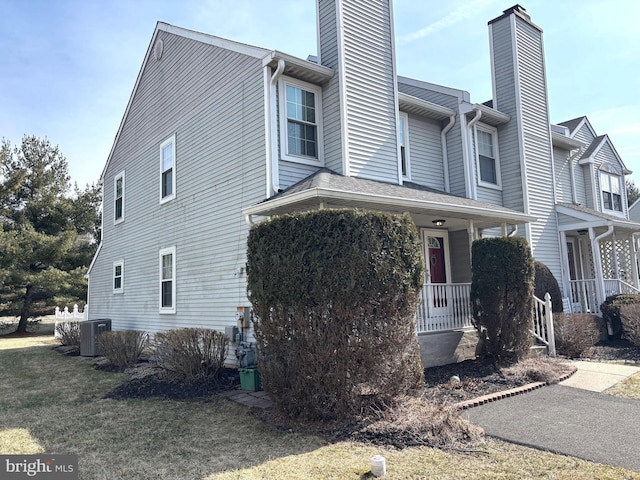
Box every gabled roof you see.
[243,169,536,229]
[579,134,631,174]
[99,22,270,183]
[579,135,607,161]
[558,116,586,135]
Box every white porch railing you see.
[569,279,600,314]
[570,279,640,315]
[416,283,473,333]
[532,293,556,356]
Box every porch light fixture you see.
[577,229,588,235]
[432,219,446,227]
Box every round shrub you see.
[471,236,534,362]
[601,294,640,338]
[246,209,425,421]
[534,261,563,313]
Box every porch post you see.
[501,223,507,237]
[632,233,640,290]
[589,227,606,310]
[467,219,475,261]
[559,231,571,301]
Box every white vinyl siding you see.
[160,135,176,203]
[279,77,323,166]
[159,247,176,314]
[114,171,125,224]
[113,260,124,294]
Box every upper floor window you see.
[279,77,323,165]
[160,135,176,203]
[475,125,501,188]
[114,171,124,224]
[399,112,411,179]
[113,260,124,294]
[600,164,623,212]
[159,246,176,314]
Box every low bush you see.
[97,330,148,367]
[601,294,640,338]
[55,321,81,352]
[153,328,229,383]
[619,303,640,346]
[553,313,602,358]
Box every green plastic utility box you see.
[239,368,261,391]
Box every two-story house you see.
[87,1,640,367]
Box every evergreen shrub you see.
[534,261,563,313]
[246,209,425,421]
[601,294,640,338]
[619,303,640,346]
[470,236,534,362]
[97,330,148,367]
[153,328,229,382]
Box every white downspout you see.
[244,214,255,227]
[441,115,456,193]
[269,59,286,195]
[632,232,640,291]
[466,108,482,200]
[508,225,518,237]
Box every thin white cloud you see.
[396,0,496,46]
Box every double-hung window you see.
[475,125,500,187]
[114,171,124,224]
[160,135,176,203]
[113,260,124,294]
[279,77,323,165]
[159,247,176,313]
[399,112,410,179]
[600,165,623,212]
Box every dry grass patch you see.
[605,372,640,399]
[501,357,576,384]
[0,428,44,454]
[208,439,640,480]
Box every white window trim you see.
[399,111,411,181]
[114,171,125,225]
[159,246,176,314]
[113,260,124,294]
[160,134,176,204]
[474,123,502,190]
[278,76,324,166]
[599,168,625,216]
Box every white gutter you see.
[267,58,285,196]
[441,115,456,193]
[466,108,483,200]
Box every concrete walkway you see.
[466,361,640,472]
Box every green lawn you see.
[1,334,638,480]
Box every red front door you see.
[428,237,447,284]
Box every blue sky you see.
[1,0,639,188]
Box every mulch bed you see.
[100,363,241,401]
[581,339,640,363]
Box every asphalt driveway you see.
[464,384,640,472]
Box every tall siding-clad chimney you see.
[317,0,400,183]
[489,5,562,280]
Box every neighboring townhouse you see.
[88,1,640,367]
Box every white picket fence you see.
[53,305,87,338]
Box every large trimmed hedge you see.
[246,209,425,421]
[471,236,534,362]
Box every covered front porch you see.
[557,203,640,317]
[244,169,536,341]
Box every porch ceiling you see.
[244,169,536,229]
